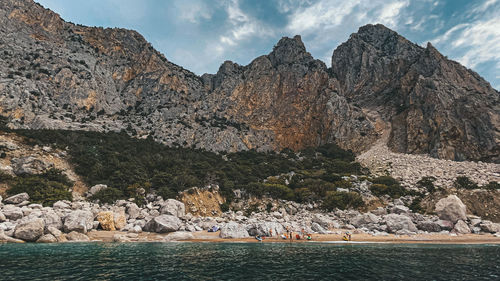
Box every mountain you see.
[0,0,498,162]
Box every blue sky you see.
[35,0,500,90]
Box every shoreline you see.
[84,230,500,245]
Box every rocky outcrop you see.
[434,195,467,223]
[384,214,417,234]
[63,210,94,233]
[159,199,185,218]
[97,211,115,231]
[332,24,499,162]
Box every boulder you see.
[164,231,195,241]
[143,215,181,233]
[312,214,334,229]
[113,210,127,230]
[417,220,441,232]
[11,157,53,175]
[87,184,108,197]
[436,220,454,231]
[4,193,30,204]
[0,211,6,222]
[0,229,24,243]
[47,226,67,242]
[311,222,327,234]
[126,203,141,220]
[97,211,116,231]
[63,210,94,233]
[384,214,417,233]
[41,210,63,230]
[434,195,467,223]
[219,222,249,238]
[66,231,90,242]
[479,221,500,233]
[247,222,284,237]
[52,201,71,209]
[159,199,186,218]
[371,207,387,216]
[351,213,380,228]
[36,234,57,243]
[453,220,471,234]
[390,205,410,214]
[14,218,45,242]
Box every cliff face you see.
[331,24,500,162]
[1,1,499,162]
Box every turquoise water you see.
[0,242,499,280]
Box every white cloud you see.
[174,0,212,24]
[378,1,409,27]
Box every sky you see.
[35,0,500,90]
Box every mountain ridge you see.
[0,0,498,162]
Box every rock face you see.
[159,199,185,218]
[14,218,44,242]
[219,222,249,238]
[143,215,181,233]
[435,195,467,223]
[332,24,499,162]
[2,1,497,161]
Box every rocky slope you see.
[0,0,498,162]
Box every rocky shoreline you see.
[1,191,500,244]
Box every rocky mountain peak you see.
[268,35,313,66]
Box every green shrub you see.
[409,197,424,214]
[157,186,177,200]
[454,176,478,190]
[417,176,437,193]
[89,187,123,204]
[7,170,72,206]
[322,191,364,211]
[369,183,407,198]
[372,176,399,186]
[220,202,230,212]
[483,181,500,190]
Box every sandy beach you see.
[87,230,500,244]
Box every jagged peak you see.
[268,35,313,66]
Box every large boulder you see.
[453,220,471,234]
[159,199,186,218]
[66,231,90,242]
[311,222,327,234]
[52,201,71,210]
[36,234,58,243]
[247,222,284,237]
[126,203,141,220]
[219,222,249,238]
[351,213,380,228]
[434,195,467,223]
[4,193,30,204]
[0,211,6,222]
[384,214,417,233]
[2,205,24,221]
[417,220,441,232]
[0,229,24,243]
[47,226,67,242]
[312,214,335,229]
[143,215,181,233]
[14,218,45,242]
[479,221,500,233]
[97,211,116,231]
[113,210,127,230]
[436,220,454,231]
[87,184,108,197]
[41,210,63,230]
[63,210,94,233]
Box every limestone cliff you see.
[0,1,498,162]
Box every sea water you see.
[0,242,498,280]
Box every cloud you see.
[378,1,409,27]
[174,0,213,24]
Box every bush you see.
[408,197,424,214]
[454,176,478,190]
[417,176,436,193]
[483,181,500,190]
[369,183,407,198]
[89,187,123,204]
[157,186,177,200]
[220,202,230,212]
[371,176,399,186]
[322,191,364,211]
[7,170,72,206]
